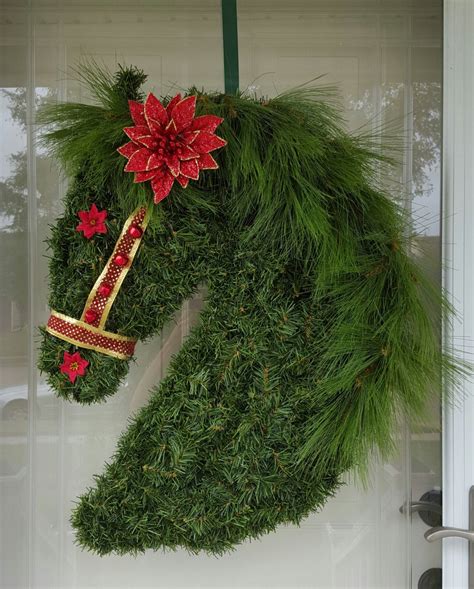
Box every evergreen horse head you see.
[38,64,457,555]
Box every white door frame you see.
[442,0,474,587]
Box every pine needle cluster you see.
[37,63,462,555]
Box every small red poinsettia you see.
[76,203,108,239]
[60,351,89,383]
[117,93,227,203]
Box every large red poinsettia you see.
[117,93,227,203]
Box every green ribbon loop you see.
[221,0,239,94]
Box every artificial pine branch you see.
[37,62,465,554]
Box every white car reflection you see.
[0,383,55,420]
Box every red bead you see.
[128,224,143,239]
[113,253,128,267]
[98,282,112,297]
[84,308,98,324]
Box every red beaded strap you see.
[45,205,151,360]
[80,206,150,328]
[46,311,136,360]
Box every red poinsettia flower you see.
[60,351,89,383]
[76,203,108,239]
[117,93,227,203]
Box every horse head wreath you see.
[38,64,460,555]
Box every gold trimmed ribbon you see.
[46,310,136,360]
[81,205,151,328]
[45,204,151,359]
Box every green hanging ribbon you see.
[221,0,239,94]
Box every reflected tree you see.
[0,87,55,336]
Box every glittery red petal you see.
[181,130,198,144]
[171,95,196,132]
[166,119,177,134]
[192,131,227,153]
[147,118,164,135]
[128,100,147,126]
[198,152,219,170]
[134,170,158,182]
[151,172,175,203]
[124,148,153,172]
[178,144,198,160]
[176,175,189,188]
[180,158,199,180]
[146,152,164,170]
[165,154,181,177]
[124,126,153,145]
[191,115,224,133]
[138,136,158,149]
[144,93,168,128]
[117,141,140,158]
[166,93,182,115]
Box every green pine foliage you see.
[37,63,462,555]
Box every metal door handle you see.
[399,489,442,527]
[423,485,474,588]
[425,526,474,542]
[400,501,442,516]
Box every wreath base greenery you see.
[37,64,461,555]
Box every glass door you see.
[0,1,443,587]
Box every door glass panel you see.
[0,1,443,587]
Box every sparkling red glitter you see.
[117,93,226,203]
